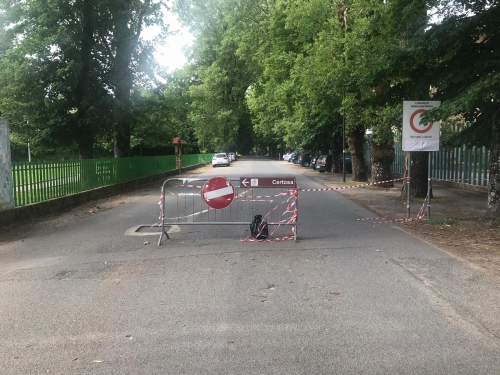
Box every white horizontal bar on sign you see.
[204,186,234,200]
[158,222,295,226]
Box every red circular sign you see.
[202,177,235,210]
[410,109,433,134]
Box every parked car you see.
[212,153,230,167]
[283,153,292,161]
[291,153,301,164]
[311,155,321,169]
[288,153,296,163]
[315,154,332,173]
[228,152,237,161]
[338,155,352,173]
[299,153,312,167]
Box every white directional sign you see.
[240,177,296,188]
[402,101,441,152]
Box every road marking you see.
[125,225,181,236]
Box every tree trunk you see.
[486,107,500,224]
[332,153,342,173]
[78,129,94,159]
[371,140,395,187]
[114,126,131,158]
[401,152,432,198]
[111,0,138,158]
[112,39,132,158]
[348,126,368,181]
[331,140,343,173]
[110,0,149,158]
[75,0,94,159]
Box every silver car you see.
[212,153,230,167]
[228,152,237,161]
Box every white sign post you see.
[402,101,441,219]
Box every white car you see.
[212,153,230,167]
[283,153,292,161]
[228,152,237,161]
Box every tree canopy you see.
[0,0,171,158]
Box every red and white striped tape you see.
[240,189,298,242]
[236,189,297,200]
[357,181,431,224]
[180,184,203,189]
[299,178,405,193]
[241,235,295,242]
[162,177,424,240]
[158,187,164,220]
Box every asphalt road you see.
[1,156,499,374]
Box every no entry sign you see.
[402,101,441,152]
[202,177,235,210]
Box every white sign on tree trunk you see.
[402,101,441,151]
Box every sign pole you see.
[428,152,431,219]
[342,113,346,182]
[295,190,298,241]
[407,152,411,219]
[402,101,441,221]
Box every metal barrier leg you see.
[157,227,169,246]
[294,189,298,241]
[158,185,169,246]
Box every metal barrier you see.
[156,177,298,245]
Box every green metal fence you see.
[365,142,489,186]
[13,147,488,208]
[181,153,214,168]
[430,145,489,187]
[12,154,214,207]
[393,145,406,174]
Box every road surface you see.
[1,156,499,374]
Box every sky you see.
[143,9,194,74]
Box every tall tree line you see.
[174,0,499,221]
[0,0,178,159]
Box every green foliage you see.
[175,0,255,153]
[398,1,499,149]
[0,0,170,158]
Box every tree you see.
[370,106,398,187]
[0,0,109,158]
[0,0,168,159]
[131,69,198,155]
[103,0,166,157]
[407,0,500,220]
[76,0,99,158]
[379,0,436,197]
[175,0,254,152]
